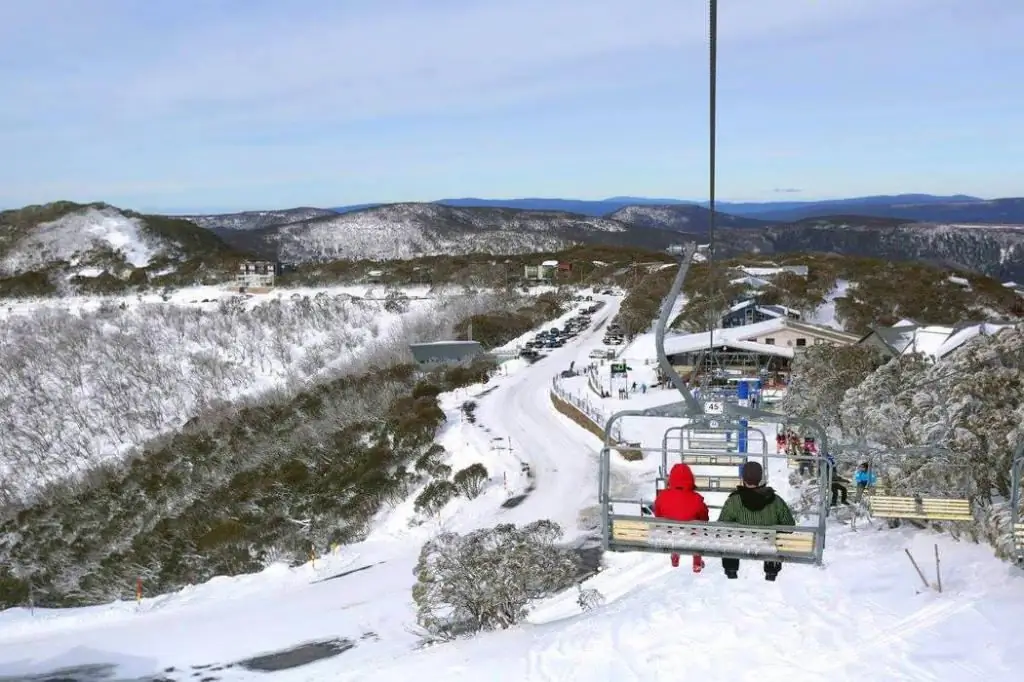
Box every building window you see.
[764,337,775,345]
[795,338,807,347]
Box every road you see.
[474,296,621,538]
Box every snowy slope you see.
[181,208,339,232]
[0,285,493,504]
[212,203,634,262]
[0,207,162,276]
[2,294,1023,681]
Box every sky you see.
[2,0,1023,213]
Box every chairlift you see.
[858,446,974,524]
[597,244,831,566]
[1010,440,1024,563]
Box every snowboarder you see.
[717,461,795,581]
[653,463,710,573]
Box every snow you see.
[0,207,161,276]
[2,294,1023,681]
[807,279,851,331]
[655,318,795,358]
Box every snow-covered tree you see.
[411,520,579,640]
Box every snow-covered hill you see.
[204,203,648,262]
[0,203,240,290]
[0,285,499,505]
[608,204,771,232]
[180,207,339,232]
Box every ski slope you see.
[2,294,1023,682]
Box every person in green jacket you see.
[717,460,796,581]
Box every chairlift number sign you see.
[704,401,724,414]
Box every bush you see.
[411,520,580,639]
[452,463,488,499]
[414,480,458,516]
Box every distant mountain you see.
[745,197,1024,223]
[330,194,1015,222]
[606,204,771,232]
[204,202,694,262]
[181,207,339,231]
[0,201,242,294]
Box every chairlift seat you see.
[693,475,741,490]
[688,440,737,452]
[609,517,817,562]
[678,452,748,466]
[868,495,973,522]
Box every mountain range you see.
[329,194,1024,223]
[4,195,1024,296]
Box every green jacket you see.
[718,485,795,527]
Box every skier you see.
[717,461,795,581]
[653,463,710,572]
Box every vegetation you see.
[0,293,567,608]
[453,290,572,348]
[412,520,579,641]
[672,253,1023,334]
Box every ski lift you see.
[857,445,974,524]
[1010,440,1024,562]
[597,244,831,566]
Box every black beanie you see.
[741,461,763,486]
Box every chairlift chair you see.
[597,243,831,566]
[860,446,975,523]
[1010,441,1024,563]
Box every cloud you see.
[773,188,802,193]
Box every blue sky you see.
[2,0,1022,213]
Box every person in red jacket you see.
[653,463,710,572]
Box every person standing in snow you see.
[717,461,795,581]
[653,463,710,573]
[853,462,877,501]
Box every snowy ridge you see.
[210,203,634,262]
[181,207,338,232]
[0,284,503,504]
[608,204,769,232]
[0,207,162,276]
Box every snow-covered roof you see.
[871,321,1016,360]
[661,328,795,359]
[541,260,559,267]
[729,275,771,288]
[947,275,970,287]
[1003,281,1019,288]
[735,265,809,278]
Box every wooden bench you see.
[692,475,742,490]
[867,495,973,521]
[679,453,748,466]
[609,518,817,559]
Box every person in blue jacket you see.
[853,462,877,501]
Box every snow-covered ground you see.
[2,293,1023,682]
[807,279,851,331]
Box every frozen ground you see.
[1,293,1022,682]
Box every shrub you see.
[414,480,458,516]
[452,463,488,499]
[411,520,580,639]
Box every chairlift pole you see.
[706,0,719,367]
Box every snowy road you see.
[474,296,621,535]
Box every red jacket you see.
[653,463,710,522]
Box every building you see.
[731,264,809,279]
[408,341,484,366]
[857,319,1016,362]
[236,260,280,289]
[662,318,860,383]
[524,260,560,281]
[720,299,802,328]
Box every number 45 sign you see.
[704,401,724,414]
